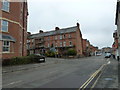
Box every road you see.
[2,56,109,89]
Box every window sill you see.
[0,31,9,33]
[1,9,10,13]
[2,52,14,54]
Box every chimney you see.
[55,27,60,31]
[27,32,31,36]
[77,22,80,27]
[39,30,43,33]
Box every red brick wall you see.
[44,32,76,48]
[75,27,83,56]
[1,2,28,59]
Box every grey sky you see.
[28,0,117,49]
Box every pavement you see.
[2,58,61,73]
[94,57,119,89]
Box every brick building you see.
[0,0,28,59]
[115,0,120,59]
[82,39,98,56]
[112,30,119,58]
[27,23,83,57]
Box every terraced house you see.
[0,0,28,59]
[27,23,84,57]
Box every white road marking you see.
[107,61,111,64]
[49,70,58,74]
[3,80,22,87]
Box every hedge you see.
[2,55,39,66]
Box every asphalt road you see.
[2,56,108,88]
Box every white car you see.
[105,53,111,58]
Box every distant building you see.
[27,23,84,57]
[82,39,98,56]
[102,47,112,53]
[0,0,28,59]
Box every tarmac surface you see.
[2,56,119,89]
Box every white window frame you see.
[60,42,62,47]
[2,41,10,53]
[69,41,72,46]
[1,20,8,32]
[63,41,66,47]
[63,34,66,39]
[55,43,57,47]
[48,43,50,48]
[60,35,63,40]
[55,36,57,40]
[69,34,71,38]
[2,0,10,12]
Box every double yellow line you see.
[79,64,106,90]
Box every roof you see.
[28,26,78,39]
[0,33,16,42]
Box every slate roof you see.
[0,33,16,42]
[28,26,78,39]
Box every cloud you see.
[28,0,117,49]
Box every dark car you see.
[34,54,45,62]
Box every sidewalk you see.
[94,58,118,89]
[2,58,57,73]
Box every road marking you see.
[3,80,22,87]
[90,72,102,89]
[107,61,111,64]
[79,64,105,90]
[49,70,58,74]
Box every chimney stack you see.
[55,27,60,31]
[77,22,80,27]
[39,30,43,33]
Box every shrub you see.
[67,49,77,56]
[2,55,38,66]
[45,50,55,57]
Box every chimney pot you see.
[39,30,43,33]
[77,22,80,27]
[55,27,60,31]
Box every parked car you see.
[34,54,45,62]
[105,53,111,58]
[96,53,102,56]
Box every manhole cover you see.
[105,78,113,81]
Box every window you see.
[48,43,50,47]
[60,35,62,40]
[55,43,57,47]
[60,42,62,47]
[2,0,10,12]
[63,35,66,39]
[2,41,10,52]
[32,39,34,42]
[69,34,71,38]
[55,36,57,40]
[69,41,72,46]
[48,37,50,40]
[63,41,66,47]
[1,20,8,32]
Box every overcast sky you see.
[27,0,117,49]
